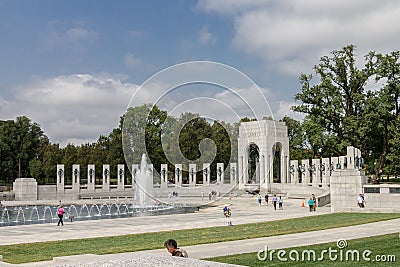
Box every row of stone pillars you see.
[289,146,363,187]
[56,162,238,192]
[56,164,129,193]
[158,163,237,187]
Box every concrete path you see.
[0,197,329,246]
[147,218,400,259]
[0,196,399,266]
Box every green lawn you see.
[0,213,399,264]
[207,233,400,266]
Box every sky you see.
[1,0,399,146]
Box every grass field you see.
[0,213,399,264]
[207,233,400,266]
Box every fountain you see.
[134,154,154,208]
[0,154,198,227]
[0,201,197,227]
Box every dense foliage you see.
[292,45,400,180]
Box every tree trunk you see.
[18,158,21,178]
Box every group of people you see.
[257,193,283,210]
[307,194,317,212]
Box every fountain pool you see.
[0,203,196,227]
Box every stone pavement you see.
[0,196,399,266]
[0,196,328,246]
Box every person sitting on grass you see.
[164,239,188,258]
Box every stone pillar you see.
[203,163,210,185]
[290,160,298,184]
[244,153,249,184]
[87,164,95,192]
[354,148,363,170]
[332,157,339,172]
[56,164,65,193]
[102,164,110,191]
[117,164,125,190]
[175,164,182,186]
[230,163,237,184]
[72,164,80,192]
[347,146,355,169]
[217,163,224,184]
[255,160,260,184]
[321,158,330,188]
[189,164,196,187]
[132,164,139,186]
[312,158,320,187]
[148,163,154,186]
[339,156,346,170]
[161,164,168,188]
[301,160,309,185]
[238,156,244,189]
[267,155,272,185]
[258,155,264,185]
[13,178,38,201]
[282,155,288,183]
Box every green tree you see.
[368,51,400,178]
[281,116,312,160]
[292,45,372,157]
[29,158,43,181]
[122,104,167,177]
[61,144,77,181]
[0,116,45,180]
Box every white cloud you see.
[124,53,142,69]
[65,27,98,42]
[197,0,266,16]
[275,101,305,122]
[198,26,216,45]
[0,72,299,146]
[44,23,99,53]
[199,0,400,77]
[0,74,138,146]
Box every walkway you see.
[0,197,328,246]
[0,197,399,266]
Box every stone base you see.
[330,169,366,212]
[47,251,242,267]
[12,178,38,201]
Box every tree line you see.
[0,106,239,185]
[1,44,399,185]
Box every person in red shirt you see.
[57,205,65,226]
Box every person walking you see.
[278,195,283,210]
[264,193,269,206]
[312,194,317,211]
[272,195,278,210]
[57,205,65,226]
[308,198,314,212]
[257,194,262,206]
[357,193,365,208]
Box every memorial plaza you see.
[1,195,399,266]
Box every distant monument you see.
[134,154,154,207]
